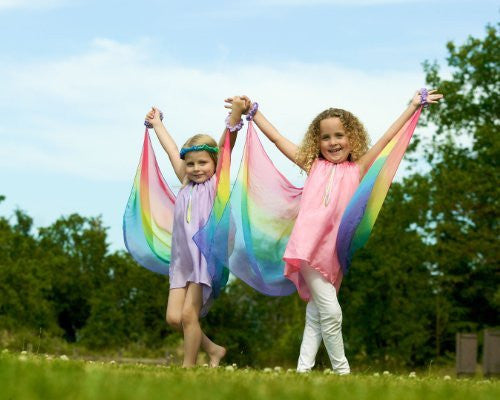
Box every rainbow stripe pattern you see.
[195,123,300,296]
[192,130,232,297]
[123,128,176,275]
[336,107,422,273]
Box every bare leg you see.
[166,286,226,367]
[181,283,204,367]
[166,284,226,367]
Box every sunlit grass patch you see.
[0,352,498,400]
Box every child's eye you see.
[187,162,194,167]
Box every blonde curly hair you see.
[296,108,369,173]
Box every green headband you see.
[180,144,219,159]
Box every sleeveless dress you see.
[284,159,360,301]
[169,175,216,316]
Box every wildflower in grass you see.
[444,375,451,380]
[60,355,69,361]
[323,369,333,375]
[409,372,416,378]
[263,367,272,373]
[274,366,282,373]
[373,372,380,377]
[383,371,390,376]
[225,365,234,372]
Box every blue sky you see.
[0,0,497,251]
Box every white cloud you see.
[0,37,428,188]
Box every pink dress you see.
[283,159,360,301]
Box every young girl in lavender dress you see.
[144,97,246,367]
[228,89,442,373]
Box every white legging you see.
[297,264,350,374]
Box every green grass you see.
[1,352,498,400]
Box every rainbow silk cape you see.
[123,128,232,296]
[195,122,301,296]
[123,128,176,275]
[194,108,423,295]
[193,131,232,297]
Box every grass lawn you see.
[1,352,498,400]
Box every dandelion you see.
[109,360,116,365]
[21,351,28,355]
[443,375,451,380]
[274,366,282,373]
[373,372,380,377]
[323,368,333,375]
[18,354,27,362]
[225,365,234,372]
[203,363,209,368]
[263,367,272,373]
[383,371,390,376]
[232,363,238,369]
[409,371,416,378]
[59,355,69,361]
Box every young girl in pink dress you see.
[144,97,246,367]
[227,90,442,373]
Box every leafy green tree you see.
[342,180,435,368]
[37,214,109,342]
[421,24,499,355]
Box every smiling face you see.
[184,150,216,184]
[318,117,352,163]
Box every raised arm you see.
[228,97,300,168]
[219,96,246,155]
[145,107,186,183]
[356,89,443,177]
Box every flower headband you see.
[180,144,219,159]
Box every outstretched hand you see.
[224,95,251,115]
[411,89,443,107]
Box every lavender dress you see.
[169,175,216,316]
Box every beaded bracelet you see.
[420,88,428,108]
[144,109,164,128]
[225,114,244,133]
[246,102,259,121]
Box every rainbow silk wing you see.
[336,107,423,273]
[195,123,300,296]
[193,130,233,297]
[123,128,176,275]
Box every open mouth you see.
[328,147,342,154]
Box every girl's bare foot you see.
[208,344,226,368]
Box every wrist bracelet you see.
[225,114,244,133]
[420,88,428,108]
[246,102,259,121]
[144,109,164,128]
